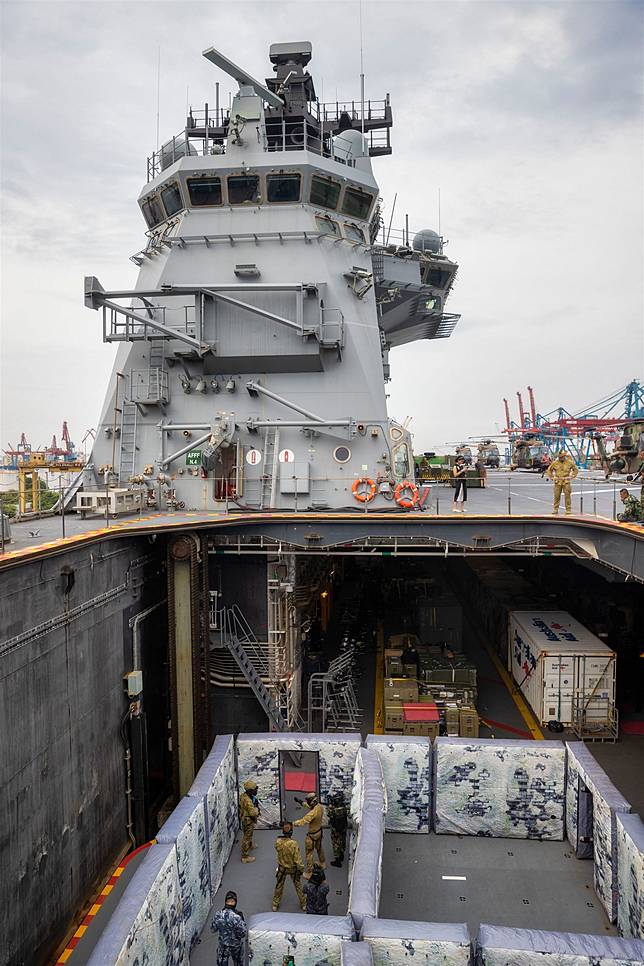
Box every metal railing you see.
[147,100,392,180]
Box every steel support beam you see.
[203,288,306,333]
[101,298,208,354]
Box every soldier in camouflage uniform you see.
[239,778,260,863]
[617,488,644,523]
[546,451,578,515]
[272,821,306,911]
[327,791,348,867]
[211,890,247,966]
[294,791,326,877]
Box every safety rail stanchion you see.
[436,494,440,515]
[579,482,584,516]
[507,476,511,515]
[612,482,617,520]
[593,481,597,517]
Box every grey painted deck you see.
[191,828,349,964]
[380,832,617,936]
[4,470,637,554]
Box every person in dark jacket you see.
[302,864,329,914]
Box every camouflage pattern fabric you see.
[273,835,305,910]
[212,907,247,966]
[303,879,329,914]
[239,790,259,858]
[618,496,644,522]
[328,801,347,861]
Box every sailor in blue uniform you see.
[211,890,247,966]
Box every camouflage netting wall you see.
[156,796,211,955]
[86,843,185,965]
[434,737,565,839]
[366,735,431,833]
[237,733,361,828]
[616,813,644,940]
[349,748,386,931]
[341,940,374,966]
[565,742,631,922]
[248,912,355,966]
[87,734,239,965]
[188,733,239,894]
[361,915,471,966]
[476,922,644,965]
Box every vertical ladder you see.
[147,341,166,403]
[260,428,280,509]
[119,400,138,483]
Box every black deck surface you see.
[380,832,616,936]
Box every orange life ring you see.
[394,480,419,509]
[352,477,377,503]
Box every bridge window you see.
[315,215,339,236]
[310,175,341,211]
[341,185,374,220]
[161,182,183,217]
[187,177,223,207]
[343,222,365,244]
[141,194,165,228]
[267,173,301,203]
[228,175,260,205]
[393,442,411,479]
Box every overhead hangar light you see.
[202,46,284,109]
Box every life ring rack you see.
[352,477,377,503]
[394,480,419,509]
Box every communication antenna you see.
[438,188,441,237]
[359,0,365,137]
[202,46,284,109]
[155,47,161,152]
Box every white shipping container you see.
[508,611,616,727]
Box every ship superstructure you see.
[84,42,459,512]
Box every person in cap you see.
[211,890,247,966]
[546,451,578,515]
[303,864,329,914]
[272,821,306,912]
[327,791,348,867]
[239,778,260,863]
[294,791,326,878]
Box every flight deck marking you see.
[442,875,467,880]
[54,840,154,963]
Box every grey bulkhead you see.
[89,80,413,510]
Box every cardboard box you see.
[403,720,439,739]
[385,647,404,658]
[386,656,404,677]
[384,706,404,730]
[385,678,419,703]
[445,707,460,736]
[459,707,479,738]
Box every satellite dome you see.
[332,128,368,162]
[413,229,441,254]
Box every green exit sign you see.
[186,449,202,466]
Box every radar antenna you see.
[202,46,284,109]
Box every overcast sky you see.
[1,0,643,454]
